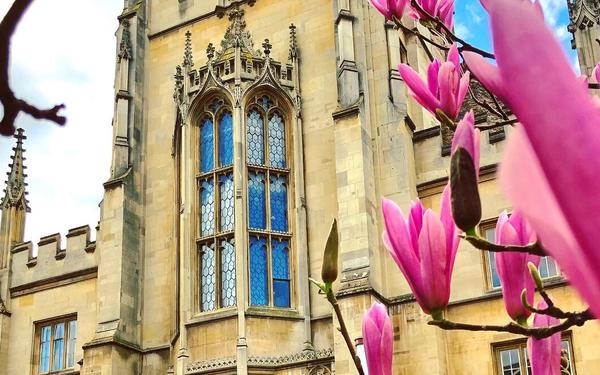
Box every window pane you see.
[270,175,288,232]
[220,239,236,308]
[268,113,286,168]
[248,172,266,230]
[39,325,51,373]
[247,110,264,165]
[561,340,575,374]
[201,244,216,311]
[219,174,234,232]
[539,256,559,279]
[272,239,290,308]
[67,320,77,368]
[200,179,215,237]
[219,111,233,167]
[500,348,521,375]
[53,323,65,371]
[249,236,268,306]
[488,251,501,288]
[200,117,214,173]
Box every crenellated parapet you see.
[9,225,98,297]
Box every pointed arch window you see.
[197,96,236,312]
[246,94,292,308]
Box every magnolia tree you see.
[311,0,600,374]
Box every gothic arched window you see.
[246,94,292,308]
[197,96,236,312]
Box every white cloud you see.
[0,0,123,244]
[539,0,566,27]
[466,3,483,24]
[455,23,473,40]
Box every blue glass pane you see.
[489,252,501,288]
[53,323,65,370]
[272,239,289,279]
[259,95,273,111]
[247,110,264,165]
[221,239,236,308]
[270,175,288,232]
[201,244,216,311]
[67,321,77,368]
[220,174,234,232]
[273,280,290,308]
[219,111,233,167]
[40,326,51,372]
[248,172,266,230]
[268,114,286,168]
[249,237,268,306]
[200,179,215,237]
[200,118,214,173]
[209,98,224,114]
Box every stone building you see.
[0,0,599,374]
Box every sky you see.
[0,0,578,246]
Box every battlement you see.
[9,225,99,296]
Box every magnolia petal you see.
[528,301,561,375]
[500,128,600,317]
[463,52,506,102]
[363,317,384,375]
[447,44,460,72]
[440,184,459,289]
[418,210,449,312]
[369,0,392,18]
[594,63,600,84]
[399,64,441,114]
[427,59,442,98]
[456,71,471,118]
[438,62,459,118]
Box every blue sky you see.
[454,0,578,70]
[0,0,580,246]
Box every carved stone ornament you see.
[117,19,132,61]
[2,128,29,211]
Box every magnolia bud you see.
[450,147,482,232]
[528,262,544,291]
[321,219,339,284]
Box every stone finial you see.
[206,43,215,61]
[118,19,132,61]
[173,65,184,104]
[183,30,194,68]
[2,128,29,211]
[262,39,272,58]
[288,24,299,61]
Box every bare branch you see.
[462,234,547,256]
[0,0,66,136]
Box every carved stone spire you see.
[568,0,600,75]
[288,24,299,61]
[183,30,194,68]
[118,19,132,61]
[2,128,29,211]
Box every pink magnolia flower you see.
[528,301,561,375]
[593,63,600,84]
[399,44,470,121]
[410,0,455,29]
[382,184,459,316]
[465,0,600,317]
[451,110,480,173]
[362,303,393,375]
[495,211,541,322]
[368,0,409,20]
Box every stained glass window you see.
[272,239,290,307]
[39,326,51,372]
[201,244,216,311]
[248,172,266,229]
[249,236,268,306]
[197,97,237,312]
[219,111,233,167]
[270,175,288,232]
[221,239,236,308]
[200,179,215,237]
[268,114,286,168]
[220,174,234,232]
[200,117,214,173]
[247,110,264,165]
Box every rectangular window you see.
[35,316,77,374]
[494,336,575,375]
[480,220,560,291]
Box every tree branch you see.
[429,309,594,339]
[462,234,547,256]
[0,0,66,136]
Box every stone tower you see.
[569,0,600,75]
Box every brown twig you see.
[475,118,518,131]
[429,309,594,339]
[462,234,546,256]
[0,0,66,136]
[326,288,365,375]
[407,0,495,59]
